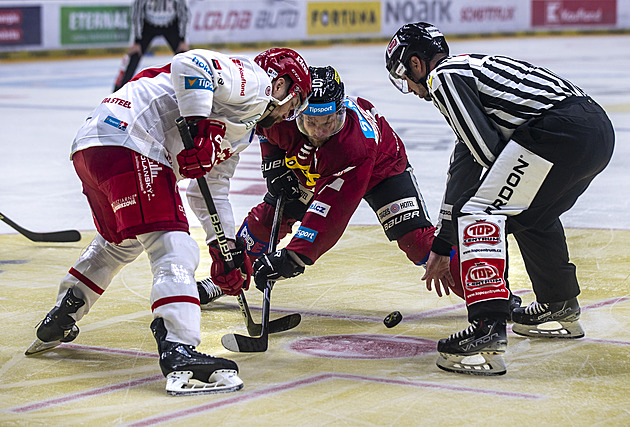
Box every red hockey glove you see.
[177,119,226,179]
[209,237,253,296]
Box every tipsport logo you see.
[295,226,318,243]
[184,76,213,91]
[104,115,128,131]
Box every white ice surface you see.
[1,35,628,236]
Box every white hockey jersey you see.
[71,49,274,242]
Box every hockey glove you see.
[252,248,305,291]
[209,236,253,296]
[177,119,226,179]
[262,154,301,200]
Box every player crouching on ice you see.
[25,47,311,395]
[211,66,468,313]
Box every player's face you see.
[259,82,306,128]
[297,109,345,147]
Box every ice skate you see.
[151,317,243,395]
[436,318,507,376]
[197,277,225,308]
[25,287,85,355]
[512,297,584,338]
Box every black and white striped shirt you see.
[427,54,587,252]
[132,0,189,39]
[428,54,586,168]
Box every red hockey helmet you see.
[255,48,311,119]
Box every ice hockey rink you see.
[1,34,629,426]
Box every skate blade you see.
[512,320,585,339]
[165,370,244,396]
[25,338,62,355]
[436,352,507,376]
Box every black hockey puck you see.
[384,311,402,328]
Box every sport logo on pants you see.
[458,215,510,305]
[462,220,501,246]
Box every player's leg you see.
[26,147,145,354]
[139,230,243,394]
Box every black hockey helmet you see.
[385,22,449,92]
[297,66,346,145]
[303,66,345,116]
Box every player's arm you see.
[252,158,375,291]
[258,132,300,200]
[171,51,228,179]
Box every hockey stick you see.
[176,117,299,336]
[238,289,301,336]
[0,211,81,243]
[176,117,234,270]
[221,193,295,352]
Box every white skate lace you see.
[524,301,549,315]
[450,320,479,340]
[198,278,224,301]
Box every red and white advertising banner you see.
[532,0,617,27]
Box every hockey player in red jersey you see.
[205,66,465,303]
[25,47,311,395]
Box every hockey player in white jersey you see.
[25,47,311,395]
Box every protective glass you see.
[388,61,411,94]
[296,106,346,142]
[277,88,311,121]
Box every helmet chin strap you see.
[259,101,276,121]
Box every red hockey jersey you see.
[257,96,408,262]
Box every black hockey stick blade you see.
[237,291,301,336]
[222,285,272,353]
[221,331,268,353]
[254,313,301,336]
[0,212,81,243]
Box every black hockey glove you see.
[262,154,301,200]
[253,248,305,291]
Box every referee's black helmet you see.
[385,22,449,81]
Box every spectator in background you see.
[114,0,190,92]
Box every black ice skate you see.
[150,317,243,395]
[512,297,584,338]
[197,277,225,308]
[436,318,507,376]
[25,287,85,355]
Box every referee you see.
[385,22,614,375]
[114,0,190,92]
